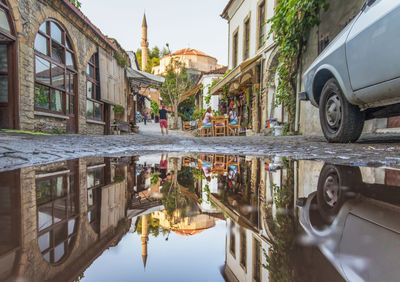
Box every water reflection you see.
[0,154,399,281]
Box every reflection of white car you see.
[300,0,400,143]
[298,164,400,281]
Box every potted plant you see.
[113,105,124,121]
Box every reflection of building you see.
[0,157,134,282]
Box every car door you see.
[346,0,400,91]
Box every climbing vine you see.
[267,0,329,132]
[69,0,82,8]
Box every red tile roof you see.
[168,48,214,59]
[62,0,118,51]
[204,66,228,75]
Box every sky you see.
[80,0,229,65]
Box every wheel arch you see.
[313,65,348,105]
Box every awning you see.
[127,67,165,89]
[210,54,262,95]
[179,84,202,103]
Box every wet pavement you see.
[0,152,399,281]
[2,123,400,172]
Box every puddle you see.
[0,153,399,281]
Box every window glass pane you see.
[66,94,69,113]
[50,22,63,44]
[51,89,63,112]
[0,45,7,72]
[38,233,50,252]
[94,103,101,120]
[86,100,93,118]
[87,64,94,78]
[34,34,48,55]
[0,75,8,102]
[39,22,47,34]
[69,95,74,114]
[65,73,70,93]
[65,37,72,50]
[35,56,50,84]
[51,41,64,64]
[34,84,50,109]
[51,64,64,89]
[66,51,74,69]
[87,81,94,99]
[0,8,11,34]
[38,204,53,231]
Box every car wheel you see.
[319,78,364,143]
[317,164,361,225]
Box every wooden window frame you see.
[232,28,239,68]
[243,13,251,61]
[0,0,19,129]
[240,228,247,272]
[86,53,104,121]
[34,19,77,116]
[229,220,236,258]
[252,236,262,282]
[36,170,78,265]
[257,0,266,50]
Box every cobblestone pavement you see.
[1,122,400,171]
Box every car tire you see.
[319,78,364,143]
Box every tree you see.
[136,46,167,73]
[159,60,193,129]
[69,0,81,8]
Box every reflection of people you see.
[159,105,169,136]
[228,164,239,191]
[201,160,212,182]
[159,153,169,183]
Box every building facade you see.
[0,0,166,135]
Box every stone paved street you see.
[1,123,400,172]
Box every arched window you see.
[34,19,76,116]
[86,53,103,120]
[0,0,17,129]
[36,162,79,264]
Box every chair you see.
[213,154,227,174]
[228,117,241,136]
[213,116,227,137]
[198,121,212,137]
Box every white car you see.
[300,0,400,142]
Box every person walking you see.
[159,105,169,136]
[143,109,147,125]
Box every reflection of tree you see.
[265,160,296,282]
[161,181,195,220]
[136,214,168,238]
[177,167,195,192]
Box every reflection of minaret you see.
[141,13,149,71]
[141,215,149,268]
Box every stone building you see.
[0,0,162,135]
[152,48,224,81]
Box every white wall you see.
[226,0,276,69]
[200,75,222,111]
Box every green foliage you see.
[136,46,167,73]
[151,174,159,185]
[69,0,81,8]
[113,104,124,114]
[178,95,195,121]
[114,51,128,68]
[267,0,329,132]
[136,215,167,238]
[52,128,66,134]
[191,106,206,121]
[151,100,159,115]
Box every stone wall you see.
[7,0,125,135]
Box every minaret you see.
[141,215,149,268]
[141,13,149,71]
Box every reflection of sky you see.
[82,220,226,282]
